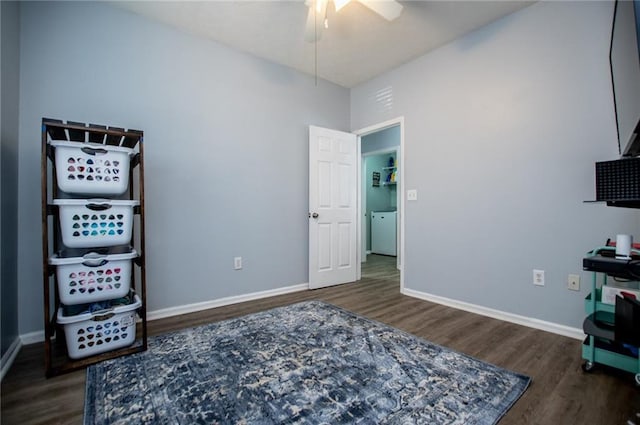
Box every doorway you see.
[362,148,399,264]
[355,117,404,288]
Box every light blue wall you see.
[1,1,21,358]
[13,0,640,337]
[361,125,400,154]
[351,1,640,328]
[17,2,350,334]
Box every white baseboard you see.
[20,330,45,345]
[147,283,309,321]
[402,287,584,340]
[18,284,310,346]
[19,284,583,350]
[1,337,22,382]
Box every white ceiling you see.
[114,1,535,88]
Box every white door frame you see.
[355,117,404,290]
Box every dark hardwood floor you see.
[2,254,639,424]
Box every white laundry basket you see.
[54,199,138,248]
[49,250,137,305]
[49,140,134,195]
[57,293,141,359]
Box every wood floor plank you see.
[2,254,638,424]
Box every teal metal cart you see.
[582,246,640,385]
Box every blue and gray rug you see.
[84,301,530,424]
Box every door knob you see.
[309,212,319,218]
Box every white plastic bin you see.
[49,140,133,195]
[49,250,137,305]
[54,199,138,248]
[57,293,141,359]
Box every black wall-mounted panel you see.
[595,158,640,201]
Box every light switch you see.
[407,189,418,201]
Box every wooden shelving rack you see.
[41,118,147,377]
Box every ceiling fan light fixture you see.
[334,0,352,12]
[358,0,403,21]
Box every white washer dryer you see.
[371,211,397,256]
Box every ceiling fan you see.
[304,0,403,42]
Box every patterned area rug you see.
[84,301,530,424]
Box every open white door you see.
[309,125,357,289]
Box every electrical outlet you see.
[234,257,242,270]
[533,269,545,286]
[407,189,418,201]
[568,274,580,291]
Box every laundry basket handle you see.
[92,312,115,321]
[81,147,108,156]
[86,203,112,211]
[81,253,108,268]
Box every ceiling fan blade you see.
[357,0,403,21]
[304,3,324,42]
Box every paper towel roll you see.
[616,234,633,259]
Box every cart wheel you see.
[635,374,640,387]
[582,361,594,372]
